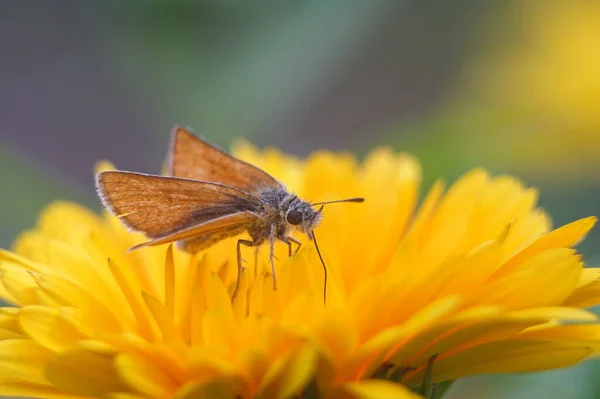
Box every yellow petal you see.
[232,268,250,325]
[517,324,600,342]
[420,169,488,267]
[237,346,270,392]
[116,353,178,398]
[575,267,600,287]
[37,201,107,244]
[0,308,21,332]
[0,340,52,384]
[36,275,122,333]
[108,394,147,399]
[346,151,420,283]
[0,264,39,305]
[190,287,207,346]
[106,334,188,384]
[501,217,597,276]
[164,244,175,315]
[388,313,543,378]
[0,328,24,340]
[0,378,78,399]
[392,306,597,383]
[501,210,550,259]
[434,240,503,298]
[469,248,582,309]
[108,258,160,341]
[202,275,238,355]
[341,296,460,382]
[309,305,357,368]
[430,341,592,383]
[45,348,126,397]
[327,379,421,399]
[511,307,598,322]
[459,177,538,253]
[175,376,245,399]
[0,249,44,273]
[142,291,183,343]
[175,253,201,344]
[563,280,600,308]
[187,348,238,382]
[39,237,131,316]
[19,306,86,352]
[406,179,445,243]
[256,345,318,399]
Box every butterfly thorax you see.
[246,188,321,244]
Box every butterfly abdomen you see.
[177,225,248,253]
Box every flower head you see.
[0,143,599,398]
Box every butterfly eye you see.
[286,209,303,225]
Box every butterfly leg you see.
[289,236,302,255]
[232,239,255,302]
[269,224,278,290]
[278,236,293,257]
[278,235,302,257]
[254,246,260,279]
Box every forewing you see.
[96,171,261,238]
[168,126,283,194]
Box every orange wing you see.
[96,171,261,240]
[167,126,282,194]
[130,211,255,251]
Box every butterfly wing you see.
[130,211,255,251]
[96,171,261,242]
[167,126,283,194]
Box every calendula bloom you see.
[0,142,599,399]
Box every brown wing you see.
[129,211,255,251]
[167,126,283,194]
[96,171,262,239]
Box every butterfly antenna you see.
[312,230,327,305]
[311,197,364,206]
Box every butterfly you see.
[95,126,364,302]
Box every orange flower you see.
[0,142,598,398]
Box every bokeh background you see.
[1,1,599,398]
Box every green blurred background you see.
[1,1,599,398]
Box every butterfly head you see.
[285,201,323,239]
